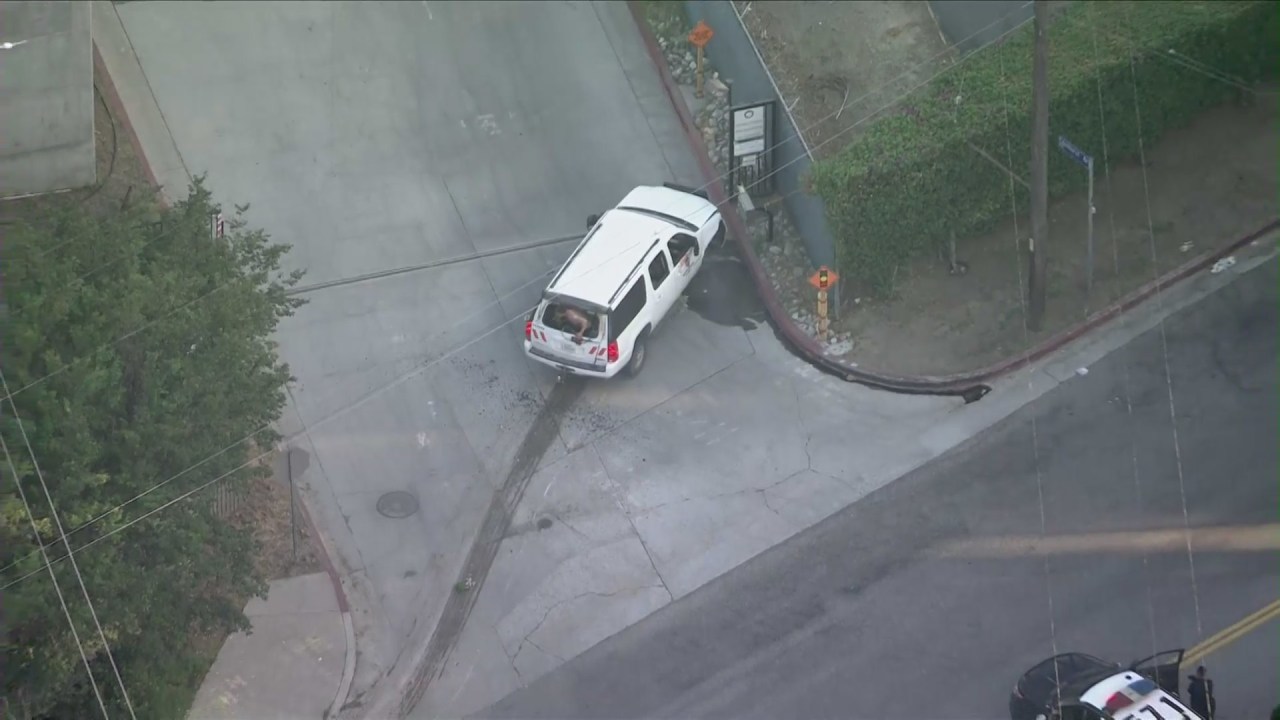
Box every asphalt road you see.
[480,259,1279,720]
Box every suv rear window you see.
[541,302,601,339]
[608,280,646,342]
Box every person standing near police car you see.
[1186,665,1215,719]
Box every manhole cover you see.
[376,491,420,519]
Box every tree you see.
[0,177,305,719]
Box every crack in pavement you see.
[593,443,674,603]
[512,585,669,672]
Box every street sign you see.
[728,101,776,197]
[808,266,839,290]
[688,20,714,49]
[1057,135,1093,168]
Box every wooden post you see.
[695,45,704,98]
[688,21,714,100]
[816,289,829,341]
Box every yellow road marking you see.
[931,523,1280,558]
[1184,598,1280,667]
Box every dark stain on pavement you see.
[684,249,767,331]
[394,375,587,715]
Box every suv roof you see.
[545,185,717,309]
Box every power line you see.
[1,1,1034,413]
[1,367,137,719]
[994,11,1061,700]
[0,11,1046,588]
[0,192,710,585]
[1,295,540,591]
[0,0,1041,596]
[1120,0,1205,646]
[1087,0,1162,668]
[0,430,111,720]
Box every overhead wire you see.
[992,21,1061,704]
[1,366,137,719]
[1088,1,1162,667]
[1,2,1041,591]
[1,0,1038,411]
[1120,0,1205,645]
[1,429,112,720]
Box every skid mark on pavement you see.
[394,377,587,715]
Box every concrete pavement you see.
[0,0,95,197]
[187,573,348,720]
[481,246,1279,720]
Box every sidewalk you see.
[187,574,349,720]
[92,4,355,718]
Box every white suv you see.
[524,184,724,379]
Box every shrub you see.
[810,0,1279,296]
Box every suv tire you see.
[625,330,649,377]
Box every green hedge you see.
[810,0,1279,296]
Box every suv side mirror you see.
[587,214,599,229]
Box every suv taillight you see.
[524,321,533,341]
[607,342,619,363]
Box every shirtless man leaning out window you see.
[555,306,592,344]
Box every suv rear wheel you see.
[625,331,649,377]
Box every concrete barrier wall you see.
[0,1,95,198]
[682,0,837,268]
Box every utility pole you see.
[1027,0,1051,331]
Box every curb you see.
[90,0,191,207]
[291,469,357,720]
[91,11,358,716]
[626,1,1278,402]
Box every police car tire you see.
[625,332,649,377]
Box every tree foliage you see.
[809,0,1279,296]
[0,178,304,719]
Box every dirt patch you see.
[734,0,951,160]
[228,447,325,582]
[830,91,1278,376]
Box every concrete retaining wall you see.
[0,1,96,198]
[682,0,837,268]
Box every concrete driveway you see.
[112,1,964,711]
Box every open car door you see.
[1129,649,1185,698]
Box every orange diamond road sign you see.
[688,20,714,49]
[808,266,839,290]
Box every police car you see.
[1009,649,1203,720]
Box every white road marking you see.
[420,1,432,20]
[476,114,500,136]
